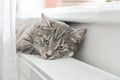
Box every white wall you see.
[72,23,120,77]
[17,0,45,18]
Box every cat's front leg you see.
[16,39,35,54]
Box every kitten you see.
[16,13,87,60]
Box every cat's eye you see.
[43,38,49,45]
[57,46,65,50]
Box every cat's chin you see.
[42,57,55,60]
[41,56,56,60]
[47,57,56,60]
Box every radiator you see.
[18,54,120,80]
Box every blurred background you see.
[16,0,120,18]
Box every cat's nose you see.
[46,54,52,58]
[46,50,53,58]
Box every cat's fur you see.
[16,13,87,59]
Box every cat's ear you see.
[70,28,87,44]
[41,13,51,29]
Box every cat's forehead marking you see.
[52,26,67,41]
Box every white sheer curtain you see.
[0,0,18,80]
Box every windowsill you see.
[18,54,120,80]
[17,1,120,24]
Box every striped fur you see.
[16,14,87,59]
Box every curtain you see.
[0,0,18,80]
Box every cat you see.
[16,13,87,60]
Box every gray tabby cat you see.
[16,13,87,59]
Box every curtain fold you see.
[0,0,18,80]
[0,0,4,80]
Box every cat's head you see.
[33,13,87,59]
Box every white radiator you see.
[18,54,120,80]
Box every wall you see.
[71,23,120,77]
[17,0,45,18]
